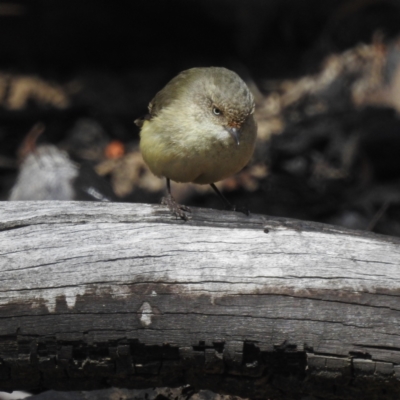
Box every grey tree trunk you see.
[1,201,400,399]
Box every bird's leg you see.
[210,183,249,216]
[161,178,191,221]
[210,183,231,208]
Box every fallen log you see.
[0,201,400,399]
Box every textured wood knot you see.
[139,301,153,327]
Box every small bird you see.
[135,67,257,220]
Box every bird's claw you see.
[228,204,250,216]
[162,194,191,221]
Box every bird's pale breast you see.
[140,107,257,184]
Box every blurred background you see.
[1,0,400,236]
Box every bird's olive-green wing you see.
[135,68,197,127]
[148,69,197,116]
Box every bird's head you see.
[187,67,256,145]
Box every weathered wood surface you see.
[1,201,400,399]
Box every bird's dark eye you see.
[213,107,222,116]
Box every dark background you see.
[1,0,400,236]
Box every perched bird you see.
[135,67,257,219]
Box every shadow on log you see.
[0,201,400,399]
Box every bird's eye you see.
[213,107,222,116]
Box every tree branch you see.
[0,201,400,399]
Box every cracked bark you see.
[1,201,400,399]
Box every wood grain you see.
[1,201,400,399]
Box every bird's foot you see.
[227,204,250,216]
[209,183,249,216]
[161,194,191,221]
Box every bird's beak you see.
[225,126,240,146]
